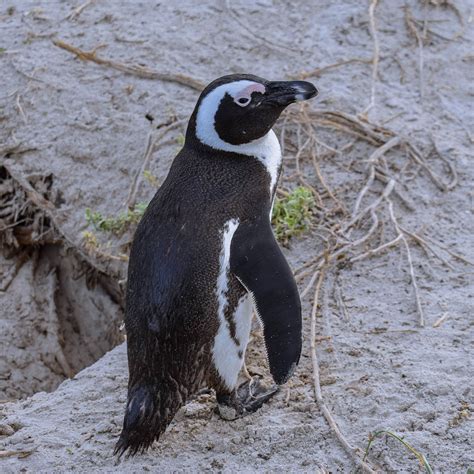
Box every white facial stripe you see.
[195,80,282,196]
[234,83,266,104]
[196,80,257,153]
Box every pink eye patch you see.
[234,83,266,103]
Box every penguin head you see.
[187,74,317,153]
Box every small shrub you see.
[176,133,185,146]
[85,202,147,235]
[82,230,99,251]
[272,186,315,245]
[143,170,159,187]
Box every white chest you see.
[212,219,254,390]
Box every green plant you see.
[143,170,159,187]
[176,133,185,146]
[85,202,147,235]
[363,430,433,473]
[82,230,99,251]
[271,186,315,245]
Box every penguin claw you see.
[239,378,279,414]
[216,378,279,420]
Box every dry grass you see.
[362,430,434,473]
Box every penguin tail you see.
[114,384,163,458]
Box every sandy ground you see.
[1,0,473,472]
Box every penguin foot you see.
[238,377,279,414]
[216,378,278,421]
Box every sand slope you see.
[0,0,473,471]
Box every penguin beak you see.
[263,80,318,106]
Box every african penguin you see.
[115,74,318,456]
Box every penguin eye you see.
[236,97,251,107]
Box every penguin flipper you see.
[230,217,302,385]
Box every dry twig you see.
[125,118,186,210]
[404,5,425,100]
[52,40,205,91]
[310,268,375,473]
[386,198,425,326]
[362,0,380,117]
[0,449,36,459]
[0,163,123,304]
[280,102,462,331]
[298,58,372,79]
[432,313,448,328]
[15,94,27,124]
[66,0,95,21]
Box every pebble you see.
[0,423,15,436]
